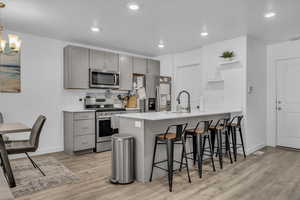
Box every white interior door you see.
[175,64,202,111]
[277,58,300,149]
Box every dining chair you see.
[4,115,47,176]
[0,112,9,142]
[0,112,3,123]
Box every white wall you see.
[0,31,150,155]
[158,36,247,112]
[267,40,300,146]
[202,36,247,111]
[246,37,267,152]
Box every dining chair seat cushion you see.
[229,123,241,127]
[5,140,35,154]
[209,125,225,130]
[186,128,205,134]
[157,133,177,140]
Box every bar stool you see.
[228,115,246,161]
[209,118,233,169]
[183,120,216,178]
[149,123,191,192]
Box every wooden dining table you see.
[0,123,31,188]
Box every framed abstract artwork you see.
[0,52,21,93]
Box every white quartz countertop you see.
[63,108,140,113]
[116,109,242,121]
[63,108,95,112]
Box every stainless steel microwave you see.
[89,69,120,89]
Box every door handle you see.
[277,107,282,111]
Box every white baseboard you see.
[9,146,64,159]
[246,144,266,155]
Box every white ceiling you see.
[2,0,300,56]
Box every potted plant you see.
[220,51,235,61]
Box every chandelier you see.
[0,2,21,56]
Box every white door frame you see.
[274,57,300,147]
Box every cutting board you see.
[127,96,137,108]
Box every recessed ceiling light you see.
[158,43,165,49]
[91,27,100,32]
[128,2,140,11]
[264,12,276,18]
[201,32,208,37]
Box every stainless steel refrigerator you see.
[156,76,172,111]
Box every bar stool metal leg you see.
[225,131,233,164]
[231,127,237,162]
[239,127,247,158]
[179,134,187,171]
[182,137,191,183]
[193,135,198,165]
[196,134,203,178]
[217,130,223,169]
[149,137,158,182]
[166,139,174,192]
[207,134,216,171]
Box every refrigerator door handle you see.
[156,86,160,112]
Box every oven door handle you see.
[97,117,112,120]
[114,74,117,86]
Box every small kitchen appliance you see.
[89,69,120,89]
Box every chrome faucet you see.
[176,90,191,113]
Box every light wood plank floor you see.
[16,147,300,200]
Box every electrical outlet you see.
[135,121,141,128]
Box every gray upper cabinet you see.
[133,57,147,74]
[89,49,105,70]
[89,49,119,72]
[147,59,160,75]
[105,52,119,72]
[146,74,159,98]
[119,55,133,90]
[64,45,89,89]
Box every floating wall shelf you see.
[207,79,224,83]
[218,59,240,70]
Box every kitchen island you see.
[117,109,242,183]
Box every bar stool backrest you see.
[212,118,230,129]
[163,123,188,140]
[237,115,243,127]
[194,120,212,133]
[229,115,243,127]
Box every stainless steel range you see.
[83,95,126,152]
[95,108,125,152]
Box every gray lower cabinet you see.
[147,59,160,75]
[64,111,95,154]
[64,45,89,89]
[119,55,133,90]
[133,57,147,74]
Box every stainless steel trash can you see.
[110,134,135,184]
